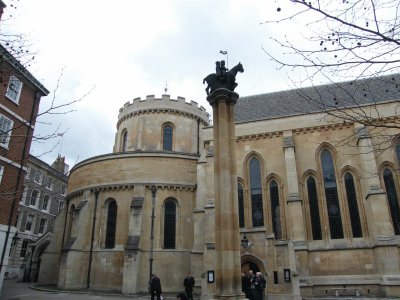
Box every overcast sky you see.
[4,0,299,169]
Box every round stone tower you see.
[46,95,210,294]
[114,94,210,153]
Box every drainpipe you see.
[87,190,99,289]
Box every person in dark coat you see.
[254,272,266,300]
[150,274,162,300]
[241,272,251,299]
[183,272,195,300]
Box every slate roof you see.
[235,73,400,123]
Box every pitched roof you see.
[0,44,49,95]
[235,73,400,123]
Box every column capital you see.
[206,88,239,106]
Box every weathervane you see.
[164,81,168,94]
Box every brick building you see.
[6,155,68,281]
[0,41,49,291]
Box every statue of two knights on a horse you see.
[203,60,244,95]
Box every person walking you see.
[150,274,162,300]
[241,272,251,299]
[254,272,266,300]
[183,272,195,300]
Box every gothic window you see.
[321,149,344,239]
[383,168,400,235]
[249,157,264,227]
[307,176,322,240]
[238,182,245,228]
[164,199,176,249]
[269,180,282,239]
[163,124,173,151]
[105,200,117,249]
[121,130,128,152]
[344,172,363,238]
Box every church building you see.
[37,74,400,299]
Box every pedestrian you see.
[150,274,162,300]
[241,272,251,299]
[254,272,266,300]
[248,270,256,300]
[183,272,195,300]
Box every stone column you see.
[355,125,393,237]
[207,89,244,300]
[282,131,306,242]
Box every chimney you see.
[51,155,69,174]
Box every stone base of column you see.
[210,292,247,300]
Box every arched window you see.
[344,172,363,238]
[321,149,343,239]
[383,168,400,235]
[164,199,176,249]
[121,130,128,152]
[238,182,245,228]
[269,180,281,239]
[105,201,117,249]
[307,176,322,240]
[163,124,173,151]
[249,157,264,227]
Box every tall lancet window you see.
[383,168,400,235]
[249,157,264,227]
[307,176,322,240]
[321,149,343,239]
[121,130,128,152]
[164,199,176,249]
[344,172,363,238]
[105,200,117,249]
[163,124,173,151]
[269,180,281,239]
[238,182,245,228]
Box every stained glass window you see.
[250,157,264,227]
[321,150,343,239]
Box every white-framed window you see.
[61,185,67,196]
[30,189,39,206]
[0,165,3,183]
[42,195,50,211]
[25,215,34,232]
[20,240,29,257]
[33,169,42,184]
[0,114,13,148]
[5,75,23,104]
[45,177,53,190]
[38,218,47,234]
[58,201,65,213]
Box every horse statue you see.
[203,62,244,95]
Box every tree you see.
[262,0,400,150]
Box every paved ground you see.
[0,280,155,300]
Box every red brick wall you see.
[0,63,42,226]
